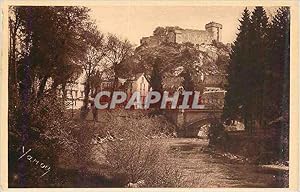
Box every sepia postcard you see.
[0,0,299,191]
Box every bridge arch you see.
[180,118,216,138]
[164,109,223,138]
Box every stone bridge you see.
[164,109,223,137]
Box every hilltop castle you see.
[141,21,222,46]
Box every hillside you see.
[119,38,231,91]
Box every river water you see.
[162,138,285,188]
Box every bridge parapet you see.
[164,109,223,137]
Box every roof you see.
[118,78,127,84]
[101,77,127,83]
[127,73,145,81]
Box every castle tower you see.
[205,22,222,42]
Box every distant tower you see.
[205,22,222,42]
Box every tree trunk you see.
[83,79,91,109]
[61,83,67,103]
[9,27,19,109]
[18,55,32,144]
[113,63,118,91]
[37,76,48,98]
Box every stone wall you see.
[171,29,213,45]
[140,36,160,46]
[140,22,223,46]
[205,22,223,42]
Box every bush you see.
[102,110,182,187]
[106,138,159,184]
[105,137,182,187]
[8,94,80,187]
[208,119,227,148]
[100,109,176,138]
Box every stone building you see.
[201,87,226,109]
[140,21,223,46]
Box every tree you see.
[105,34,133,90]
[182,68,195,91]
[78,23,106,110]
[8,6,95,187]
[135,42,181,75]
[223,7,252,126]
[150,61,163,92]
[9,6,91,138]
[265,7,290,162]
[224,7,270,132]
[10,6,92,107]
[153,26,167,37]
[264,7,290,122]
[8,7,22,109]
[179,44,199,92]
[248,6,269,129]
[134,40,200,81]
[181,67,195,107]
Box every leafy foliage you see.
[8,6,98,187]
[78,24,106,110]
[182,68,195,91]
[150,62,163,92]
[105,34,134,89]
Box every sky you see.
[89,6,279,46]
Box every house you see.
[95,73,150,107]
[122,73,150,103]
[55,75,90,110]
[99,78,127,91]
[52,72,150,109]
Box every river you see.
[162,138,285,188]
[88,137,286,188]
